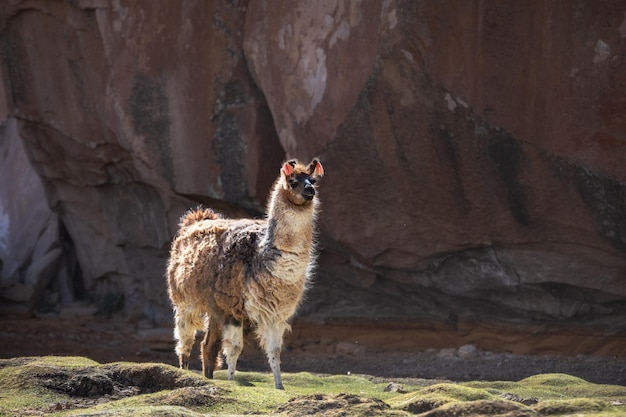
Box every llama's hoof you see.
[179,355,190,370]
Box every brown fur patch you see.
[179,208,221,227]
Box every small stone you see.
[437,348,457,359]
[500,392,539,405]
[384,382,407,393]
[458,344,478,359]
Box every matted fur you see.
[166,158,324,389]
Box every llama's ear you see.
[281,160,296,177]
[308,158,324,177]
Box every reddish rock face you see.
[243,1,382,159]
[0,1,625,329]
[0,0,283,320]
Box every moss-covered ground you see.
[1,356,625,416]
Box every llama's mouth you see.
[302,185,315,200]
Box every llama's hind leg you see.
[259,322,288,390]
[173,310,197,369]
[222,320,244,381]
[201,316,223,379]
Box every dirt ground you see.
[1,313,625,386]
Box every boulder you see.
[0,118,63,308]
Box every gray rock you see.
[458,344,478,359]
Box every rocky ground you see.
[1,311,625,387]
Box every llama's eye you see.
[308,178,316,185]
[288,179,299,189]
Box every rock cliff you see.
[0,1,625,332]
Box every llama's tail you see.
[179,207,221,227]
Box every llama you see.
[166,158,324,390]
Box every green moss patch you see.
[389,373,626,416]
[467,373,626,403]
[419,399,526,417]
[2,358,626,416]
[533,398,609,415]
[276,393,406,417]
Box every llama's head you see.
[279,158,324,205]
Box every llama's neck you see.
[262,185,317,256]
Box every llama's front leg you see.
[222,322,243,381]
[260,322,288,390]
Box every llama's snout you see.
[302,181,315,200]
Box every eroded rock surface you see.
[0,1,625,334]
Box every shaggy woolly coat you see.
[166,158,323,389]
[167,190,317,325]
